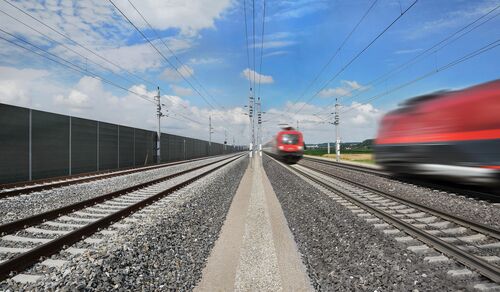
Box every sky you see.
[0,0,499,144]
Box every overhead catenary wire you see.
[257,0,266,99]
[0,29,155,104]
[243,0,252,91]
[108,0,216,110]
[341,38,500,115]
[252,0,256,93]
[2,0,157,87]
[0,8,145,89]
[126,0,226,111]
[280,0,378,118]
[313,3,500,117]
[291,0,418,117]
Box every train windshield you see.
[282,134,299,145]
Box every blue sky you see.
[0,0,499,143]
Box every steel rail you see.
[300,156,500,202]
[0,153,238,198]
[273,155,500,283]
[301,156,388,176]
[0,153,245,281]
[0,154,241,235]
[299,162,500,240]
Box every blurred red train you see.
[263,127,305,163]
[374,79,500,186]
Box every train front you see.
[276,129,304,164]
[374,80,500,186]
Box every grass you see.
[310,153,375,165]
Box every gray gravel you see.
[299,159,500,230]
[0,156,248,291]
[0,155,235,225]
[263,155,478,291]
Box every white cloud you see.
[405,0,498,40]
[260,99,383,143]
[319,80,364,98]
[263,51,289,58]
[0,66,250,144]
[0,0,229,73]
[241,68,274,84]
[115,0,233,36]
[188,57,222,65]
[319,87,349,98]
[171,85,193,96]
[271,0,328,20]
[394,48,423,55]
[54,90,91,111]
[0,66,52,106]
[161,65,194,82]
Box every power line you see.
[0,8,144,88]
[252,0,256,92]
[108,0,216,110]
[243,0,252,90]
[292,0,418,116]
[314,3,500,118]
[126,0,226,111]
[2,0,156,87]
[0,29,155,104]
[257,0,266,99]
[283,0,378,116]
[341,38,500,115]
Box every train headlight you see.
[298,146,303,150]
[278,145,284,150]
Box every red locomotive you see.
[263,127,305,163]
[374,79,500,186]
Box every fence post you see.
[69,116,72,175]
[117,126,120,169]
[97,121,100,171]
[28,109,32,181]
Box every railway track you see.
[269,155,500,287]
[300,156,500,203]
[0,154,233,199]
[0,153,245,282]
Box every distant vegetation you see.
[305,139,373,156]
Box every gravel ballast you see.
[299,159,500,230]
[263,155,475,291]
[0,156,248,291]
[0,155,235,225]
